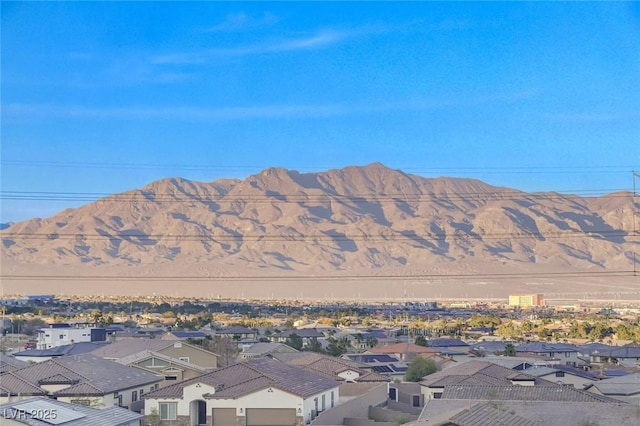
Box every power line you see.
[0,230,631,242]
[0,188,633,203]
[0,270,634,281]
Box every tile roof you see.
[441,385,621,403]
[0,372,48,396]
[241,342,299,356]
[6,354,161,396]
[145,357,339,399]
[421,360,541,388]
[0,354,29,373]
[418,400,639,426]
[446,401,541,426]
[219,325,254,334]
[588,372,640,396]
[114,350,208,372]
[0,396,143,426]
[274,328,325,338]
[271,352,388,382]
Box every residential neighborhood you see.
[2,294,640,425]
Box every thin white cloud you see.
[151,30,350,65]
[203,12,279,33]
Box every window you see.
[160,402,177,420]
[59,334,64,339]
[132,390,138,402]
[140,389,144,397]
[178,356,190,363]
[165,375,178,381]
[555,371,565,378]
[321,394,325,411]
[565,352,571,358]
[331,391,334,408]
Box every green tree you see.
[304,337,323,353]
[414,335,427,347]
[285,333,303,351]
[503,343,516,357]
[405,357,438,382]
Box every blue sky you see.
[2,1,639,223]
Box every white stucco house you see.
[144,357,340,426]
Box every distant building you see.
[508,294,545,308]
[36,325,108,349]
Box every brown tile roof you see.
[0,355,29,373]
[145,357,338,400]
[271,352,388,382]
[441,385,622,403]
[420,360,542,388]
[6,354,161,396]
[0,372,48,396]
[446,401,542,426]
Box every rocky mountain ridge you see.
[1,163,637,275]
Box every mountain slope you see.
[1,163,637,275]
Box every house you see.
[91,339,218,370]
[270,352,389,383]
[216,325,256,340]
[515,342,581,366]
[343,353,408,380]
[12,342,109,363]
[419,360,548,401]
[271,328,326,347]
[0,396,143,426]
[590,346,640,368]
[35,325,109,350]
[525,364,600,388]
[427,338,470,360]
[0,354,162,411]
[114,350,210,386]
[585,372,640,400]
[366,342,440,362]
[161,331,211,341]
[240,342,299,360]
[143,357,340,425]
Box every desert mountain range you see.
[1,163,638,282]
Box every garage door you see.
[246,408,297,426]
[212,408,236,425]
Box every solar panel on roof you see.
[12,400,86,424]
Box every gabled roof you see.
[587,372,640,396]
[445,401,541,426]
[170,331,209,339]
[241,342,299,356]
[441,385,622,403]
[270,352,388,382]
[145,357,339,400]
[0,396,143,426]
[115,350,208,373]
[420,360,541,388]
[598,346,640,359]
[0,372,48,396]
[0,354,29,373]
[5,354,161,396]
